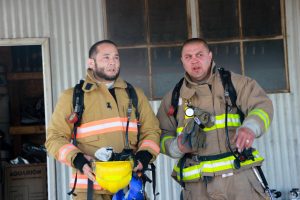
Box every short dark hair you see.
[88,40,118,58]
[181,38,210,54]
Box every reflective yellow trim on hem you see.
[173,150,264,181]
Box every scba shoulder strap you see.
[217,67,244,123]
[71,80,85,145]
[67,80,87,197]
[167,77,184,124]
[125,81,141,144]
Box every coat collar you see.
[82,69,127,92]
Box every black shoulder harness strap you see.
[68,80,85,196]
[218,67,244,123]
[71,80,85,146]
[125,81,138,113]
[168,78,184,124]
[125,81,141,143]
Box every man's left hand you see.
[133,150,152,173]
[235,127,255,152]
[133,161,143,172]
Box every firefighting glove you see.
[181,120,206,151]
[181,118,196,147]
[192,126,207,150]
[73,152,90,173]
[181,110,213,151]
[134,150,153,172]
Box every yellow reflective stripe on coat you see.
[161,135,175,153]
[203,114,241,132]
[173,150,264,181]
[177,114,241,133]
[248,109,270,131]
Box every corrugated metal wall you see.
[48,0,105,199]
[0,0,50,38]
[48,0,105,101]
[267,1,300,198]
[0,0,300,199]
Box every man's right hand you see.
[82,163,95,182]
[73,153,95,181]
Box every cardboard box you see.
[4,163,47,200]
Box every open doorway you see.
[0,38,51,200]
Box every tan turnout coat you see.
[45,69,161,194]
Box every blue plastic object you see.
[112,189,125,200]
[112,176,144,200]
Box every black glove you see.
[73,153,90,173]
[134,150,153,171]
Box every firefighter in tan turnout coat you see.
[157,38,273,200]
[45,40,161,200]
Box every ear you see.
[87,58,95,69]
[208,51,213,60]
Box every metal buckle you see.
[191,155,200,162]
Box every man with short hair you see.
[46,40,161,200]
[157,38,273,200]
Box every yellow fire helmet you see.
[94,161,133,193]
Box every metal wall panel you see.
[0,0,50,38]
[1,0,300,200]
[48,0,105,199]
[48,0,105,102]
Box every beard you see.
[94,64,120,81]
